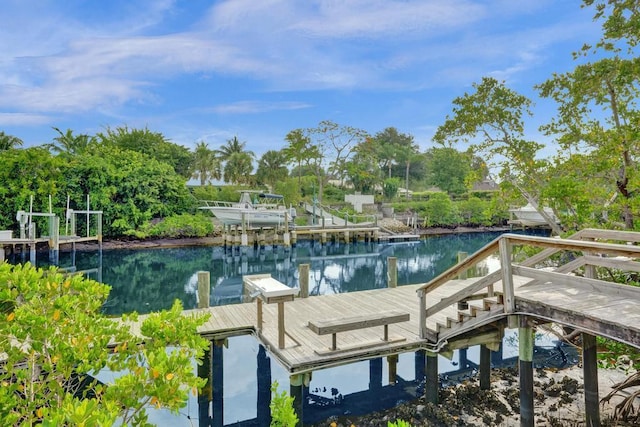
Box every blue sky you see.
[1,0,601,157]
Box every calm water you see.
[18,230,575,425]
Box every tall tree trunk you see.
[405,161,410,198]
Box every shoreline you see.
[310,364,636,426]
[66,224,515,251]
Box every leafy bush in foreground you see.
[0,262,210,426]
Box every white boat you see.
[509,203,559,227]
[199,191,296,227]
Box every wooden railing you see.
[417,229,640,340]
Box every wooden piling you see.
[369,358,383,391]
[197,271,211,309]
[290,374,308,426]
[426,352,438,404]
[519,318,534,427]
[479,344,491,390]
[387,354,398,385]
[197,341,212,426]
[212,339,225,427]
[299,264,310,298]
[387,257,398,288]
[583,333,600,427]
[457,251,468,279]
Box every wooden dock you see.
[123,228,640,426]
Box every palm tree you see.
[49,127,94,156]
[191,141,221,186]
[282,129,314,187]
[223,152,254,185]
[215,136,255,183]
[0,131,23,151]
[256,150,289,190]
[214,136,254,161]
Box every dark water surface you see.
[18,230,576,425]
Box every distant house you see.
[472,179,499,192]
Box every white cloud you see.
[0,112,52,126]
[211,101,311,114]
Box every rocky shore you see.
[309,365,636,426]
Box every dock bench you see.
[308,310,409,353]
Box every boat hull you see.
[201,207,292,227]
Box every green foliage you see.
[256,150,289,190]
[274,178,302,207]
[96,126,193,178]
[423,193,461,226]
[458,196,491,226]
[269,381,298,427]
[383,177,401,200]
[0,147,64,230]
[425,147,471,195]
[322,183,347,203]
[388,420,412,427]
[61,146,195,236]
[596,337,640,371]
[0,262,210,426]
[145,213,215,238]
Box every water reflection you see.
[28,231,546,316]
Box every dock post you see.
[387,354,398,385]
[257,345,271,427]
[519,318,534,427]
[479,344,491,390]
[459,348,469,369]
[425,352,438,403]
[289,374,307,427]
[30,243,36,265]
[241,214,247,249]
[212,339,225,427]
[583,333,600,427]
[198,271,210,309]
[197,341,212,427]
[457,251,468,279]
[369,358,383,391]
[299,264,309,298]
[387,257,397,288]
[415,350,426,382]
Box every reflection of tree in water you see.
[100,248,213,315]
[71,231,549,317]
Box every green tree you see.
[0,262,209,426]
[49,127,95,156]
[191,141,221,186]
[425,147,471,195]
[583,0,640,53]
[0,131,23,151]
[345,138,382,193]
[538,58,640,229]
[311,120,368,186]
[282,129,314,187]
[434,77,564,235]
[215,136,255,184]
[60,145,194,236]
[223,151,254,185]
[96,126,193,178]
[371,128,418,197]
[214,136,254,161]
[0,147,63,230]
[256,150,289,190]
[383,177,401,200]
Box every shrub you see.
[0,262,210,426]
[270,381,298,427]
[147,213,215,238]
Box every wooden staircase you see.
[424,292,505,342]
